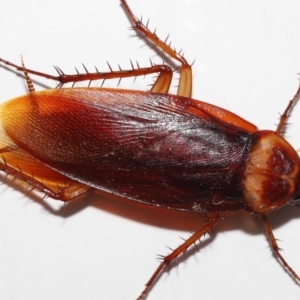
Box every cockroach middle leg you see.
[0,0,193,95]
[261,214,300,283]
[120,0,192,98]
[137,213,220,300]
[276,79,300,134]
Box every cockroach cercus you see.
[1,0,300,299]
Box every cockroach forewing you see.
[0,102,82,196]
[0,88,255,212]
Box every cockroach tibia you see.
[0,0,300,299]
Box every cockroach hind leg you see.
[20,56,35,93]
[58,183,93,201]
[137,213,219,300]
[0,155,92,202]
[0,56,173,93]
[0,1,186,93]
[261,214,300,284]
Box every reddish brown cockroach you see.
[1,1,300,299]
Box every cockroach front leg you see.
[137,213,220,300]
[261,215,300,283]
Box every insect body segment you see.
[0,0,300,299]
[241,130,300,214]
[1,88,256,213]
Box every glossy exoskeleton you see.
[0,1,300,299]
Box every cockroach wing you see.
[0,111,87,195]
[1,88,257,212]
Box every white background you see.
[0,0,300,299]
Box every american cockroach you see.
[1,1,300,299]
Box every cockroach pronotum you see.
[1,0,300,299]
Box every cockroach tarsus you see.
[0,0,300,299]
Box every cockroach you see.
[1,0,300,299]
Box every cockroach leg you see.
[276,79,300,134]
[0,0,192,94]
[261,214,300,283]
[0,155,92,201]
[0,144,92,202]
[21,56,35,93]
[137,213,220,300]
[0,58,173,92]
[56,183,93,201]
[149,65,173,94]
[120,0,192,98]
